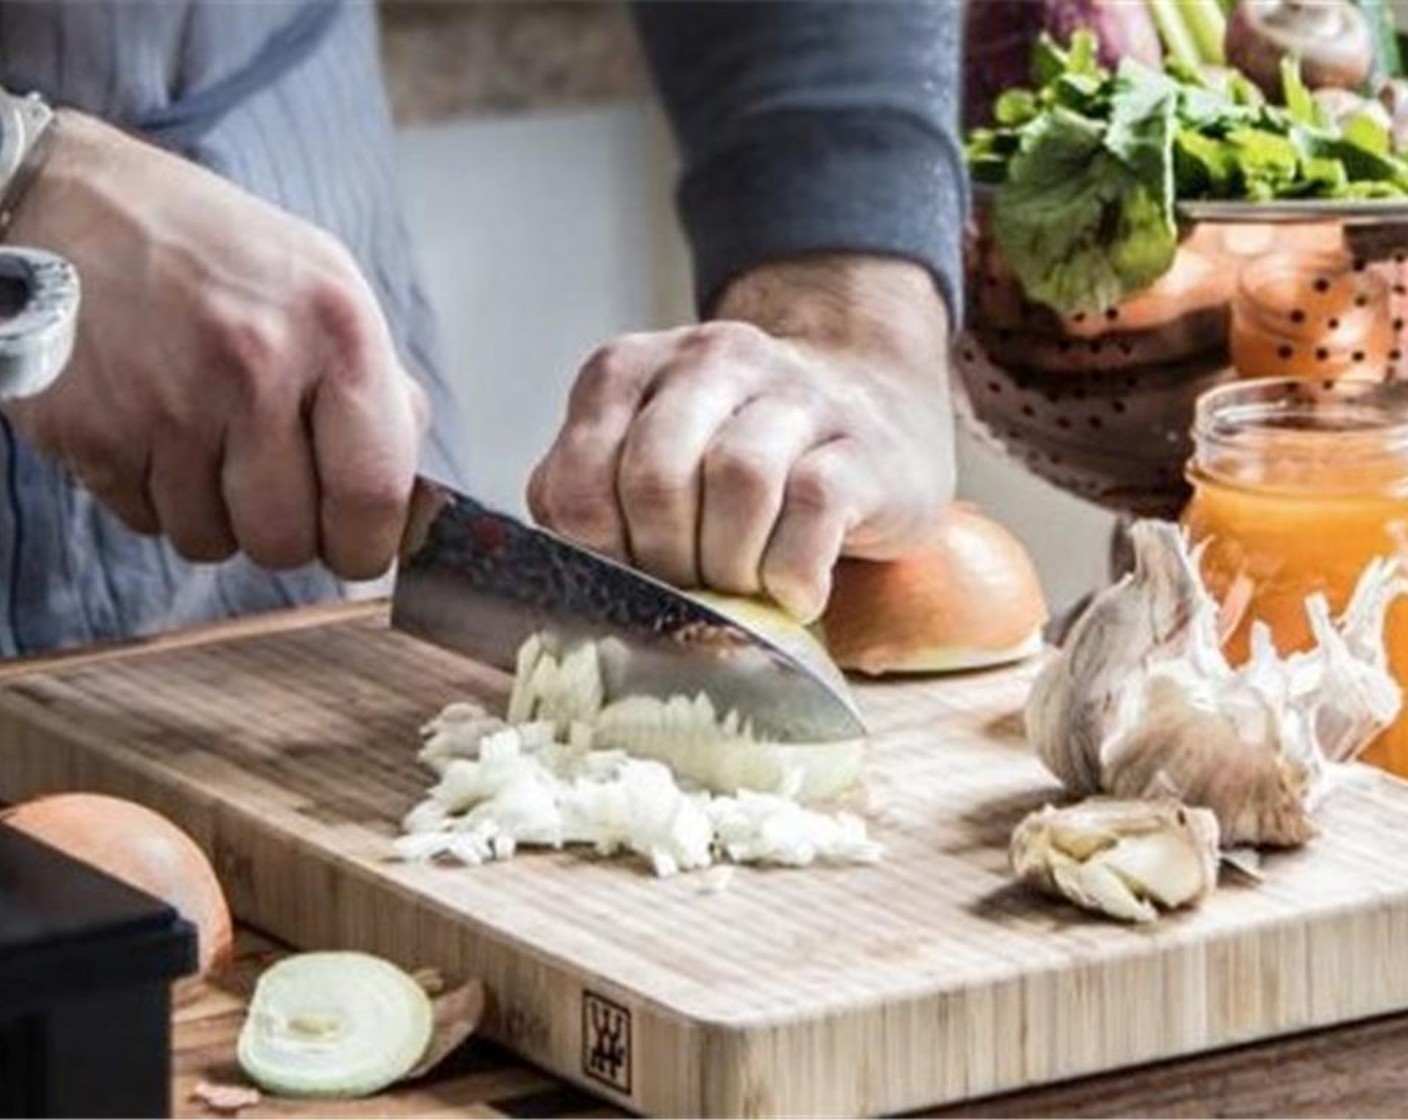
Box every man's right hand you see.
[3,110,426,580]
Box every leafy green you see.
[1279,55,1320,128]
[993,88,1039,127]
[991,62,1178,317]
[966,33,1408,316]
[1343,111,1393,158]
[1174,128,1236,193]
[993,115,1150,314]
[1225,128,1300,197]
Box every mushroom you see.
[1378,78,1408,151]
[1225,0,1374,98]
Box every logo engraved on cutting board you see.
[582,990,631,1094]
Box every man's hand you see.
[529,255,955,621]
[4,111,425,580]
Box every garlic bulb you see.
[1026,521,1405,847]
[1011,798,1220,923]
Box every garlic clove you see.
[1011,799,1220,923]
[1052,852,1159,924]
[1098,829,1214,909]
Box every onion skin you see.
[821,506,1048,676]
[3,794,233,997]
[1225,0,1373,98]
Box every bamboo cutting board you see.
[5,607,1408,1117]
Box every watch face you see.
[0,248,78,400]
[0,272,24,321]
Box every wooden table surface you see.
[178,926,1408,1119]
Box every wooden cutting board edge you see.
[0,602,387,684]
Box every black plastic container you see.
[0,825,197,1118]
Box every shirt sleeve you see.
[629,1,967,321]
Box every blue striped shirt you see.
[0,1,470,654]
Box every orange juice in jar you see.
[1231,251,1392,381]
[1183,378,1408,774]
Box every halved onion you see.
[3,793,233,994]
[821,505,1048,676]
[237,952,433,1099]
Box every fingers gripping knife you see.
[0,87,79,402]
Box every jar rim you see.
[1193,377,1408,492]
[1197,376,1408,441]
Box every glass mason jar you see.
[1230,250,1392,382]
[1183,377,1408,776]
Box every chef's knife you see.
[391,478,866,743]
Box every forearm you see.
[713,254,952,373]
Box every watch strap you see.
[0,94,57,239]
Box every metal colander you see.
[955,214,1408,518]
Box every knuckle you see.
[324,452,409,525]
[786,461,843,516]
[683,320,764,361]
[206,307,286,406]
[573,338,646,406]
[618,456,690,511]
[339,474,407,522]
[551,495,619,549]
[703,444,775,501]
[305,275,375,381]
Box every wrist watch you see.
[0,84,79,401]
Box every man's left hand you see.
[528,255,955,622]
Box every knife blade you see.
[391,478,866,743]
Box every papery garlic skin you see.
[1026,521,1406,848]
[1011,798,1220,923]
[1027,521,1220,795]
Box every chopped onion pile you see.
[393,638,880,878]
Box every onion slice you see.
[237,952,433,1099]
